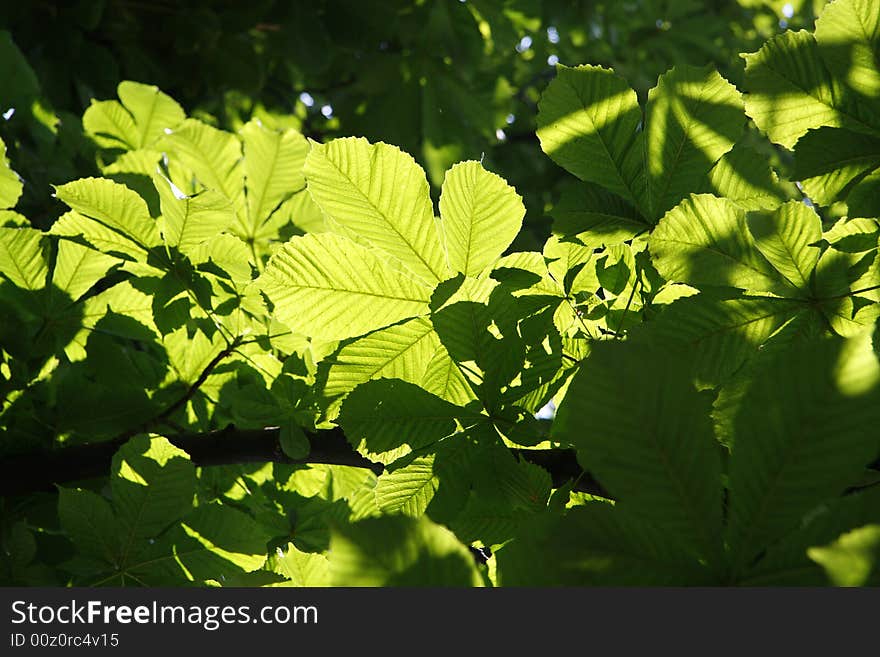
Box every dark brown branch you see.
[114,338,242,443]
[0,425,608,498]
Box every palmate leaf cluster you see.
[1,0,879,587]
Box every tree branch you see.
[0,425,609,498]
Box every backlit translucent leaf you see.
[704,144,787,210]
[83,99,139,151]
[161,118,246,224]
[743,30,878,149]
[644,294,805,387]
[792,127,880,207]
[721,334,880,573]
[419,346,478,406]
[270,542,329,586]
[549,182,647,246]
[258,232,433,341]
[375,455,438,517]
[0,227,47,290]
[329,515,482,586]
[0,137,22,208]
[102,149,164,214]
[552,341,725,565]
[84,81,185,151]
[537,64,645,213]
[812,245,880,335]
[129,503,270,584]
[118,81,186,148]
[746,200,822,293]
[49,210,150,262]
[814,0,880,100]
[324,317,439,402]
[54,178,161,250]
[646,65,743,217]
[649,194,785,293]
[305,137,447,284]
[240,120,309,237]
[111,435,196,544]
[52,240,119,303]
[439,160,525,276]
[808,524,880,586]
[156,178,235,252]
[339,378,474,464]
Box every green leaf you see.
[537,64,645,213]
[54,178,161,250]
[83,99,138,151]
[84,81,185,151]
[703,144,788,210]
[720,334,880,572]
[793,127,880,207]
[129,503,270,584]
[161,118,246,221]
[649,194,785,293]
[549,182,647,246]
[848,170,880,218]
[746,200,822,293]
[52,240,119,303]
[0,137,22,209]
[743,29,878,149]
[240,120,309,237]
[111,435,196,544]
[812,246,880,336]
[808,524,880,586]
[0,31,39,106]
[740,486,880,585]
[279,422,310,460]
[269,542,330,586]
[439,160,525,276]
[645,65,743,218]
[431,288,526,397]
[813,0,880,101]
[643,294,804,387]
[258,232,433,341]
[156,179,235,252]
[552,341,725,564]
[339,378,474,464]
[58,488,120,566]
[323,316,439,402]
[304,137,447,284]
[498,504,715,586]
[375,454,438,517]
[50,211,152,262]
[329,515,482,586]
[119,82,186,149]
[163,327,226,384]
[0,227,48,290]
[419,345,478,406]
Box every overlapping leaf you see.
[304,137,447,284]
[552,341,725,565]
[539,63,756,238]
[329,515,482,586]
[718,334,880,573]
[258,232,433,341]
[83,81,185,152]
[744,0,880,211]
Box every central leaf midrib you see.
[569,78,644,215]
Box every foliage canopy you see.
[1,0,879,587]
